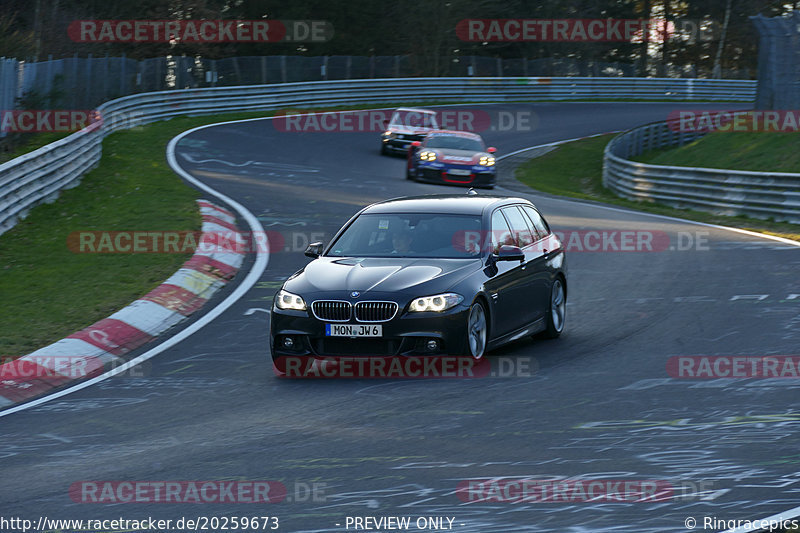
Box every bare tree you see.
[712,0,733,78]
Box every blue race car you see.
[406,130,497,188]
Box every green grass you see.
[514,134,800,242]
[0,131,72,164]
[634,131,800,173]
[0,111,277,358]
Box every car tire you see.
[406,166,416,180]
[464,300,488,359]
[381,143,388,155]
[542,278,566,338]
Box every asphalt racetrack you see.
[2,103,799,533]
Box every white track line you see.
[0,121,269,418]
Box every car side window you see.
[501,206,535,248]
[522,205,550,241]
[490,210,514,253]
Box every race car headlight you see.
[479,156,496,166]
[409,293,464,312]
[276,289,307,311]
[419,151,437,162]
[382,131,395,139]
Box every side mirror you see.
[487,147,497,154]
[495,244,524,262]
[305,242,324,258]
[383,120,389,128]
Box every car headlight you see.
[409,293,464,312]
[479,156,496,166]
[276,289,307,311]
[382,131,395,139]
[419,151,437,162]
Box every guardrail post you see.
[120,53,126,95]
[86,53,93,102]
[45,54,53,98]
[70,53,78,108]
[634,127,642,154]
[102,54,110,99]
[232,57,242,85]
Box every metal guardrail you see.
[603,121,800,223]
[0,77,757,236]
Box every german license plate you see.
[325,324,383,337]
[449,168,470,176]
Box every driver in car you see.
[391,229,413,254]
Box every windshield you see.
[327,213,483,258]
[389,110,438,129]
[424,135,485,152]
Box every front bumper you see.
[270,302,471,364]
[414,163,496,187]
[382,134,426,152]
